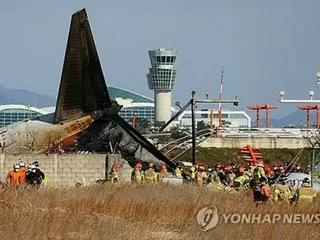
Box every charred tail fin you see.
[54,9,112,123]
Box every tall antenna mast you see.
[218,66,225,129]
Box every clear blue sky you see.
[1,0,320,118]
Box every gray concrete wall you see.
[199,137,312,149]
[0,154,108,187]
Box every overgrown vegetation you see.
[0,184,318,239]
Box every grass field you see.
[0,183,319,240]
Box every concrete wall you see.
[0,154,108,187]
[199,137,312,149]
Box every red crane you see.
[247,104,278,128]
[297,105,320,128]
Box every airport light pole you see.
[190,91,239,165]
[279,69,320,187]
[158,91,239,165]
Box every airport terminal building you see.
[0,87,155,127]
[0,86,251,128]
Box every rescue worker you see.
[131,163,144,182]
[233,171,249,189]
[279,165,285,175]
[201,166,208,183]
[210,167,221,184]
[290,164,297,173]
[18,161,27,184]
[273,164,280,177]
[26,165,43,187]
[217,164,228,186]
[305,162,312,174]
[273,176,293,204]
[109,163,119,183]
[6,164,21,186]
[252,161,266,185]
[33,161,46,185]
[144,163,157,183]
[195,162,200,172]
[297,178,317,203]
[231,162,238,176]
[25,163,32,180]
[254,177,272,206]
[224,165,235,187]
[296,163,303,173]
[195,165,206,185]
[189,166,196,181]
[157,164,170,182]
[173,166,182,178]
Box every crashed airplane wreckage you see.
[0,9,177,171]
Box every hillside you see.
[0,85,55,107]
[252,110,319,128]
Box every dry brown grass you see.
[0,183,319,240]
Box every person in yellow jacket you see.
[174,167,182,178]
[233,171,249,189]
[131,163,144,182]
[252,162,266,184]
[273,176,292,204]
[210,169,220,184]
[297,178,317,203]
[144,163,157,183]
[195,166,208,186]
[157,165,170,182]
[109,163,120,183]
[190,166,196,181]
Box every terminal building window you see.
[0,108,42,127]
[119,106,154,123]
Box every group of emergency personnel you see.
[192,160,318,205]
[5,161,46,187]
[108,159,318,205]
[109,162,180,183]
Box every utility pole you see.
[218,67,225,130]
[191,91,196,165]
[158,91,239,166]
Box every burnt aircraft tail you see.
[57,9,178,170]
[54,9,112,124]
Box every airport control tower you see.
[147,48,177,125]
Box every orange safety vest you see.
[18,167,27,184]
[6,171,21,185]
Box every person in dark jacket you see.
[26,165,43,187]
[33,161,45,182]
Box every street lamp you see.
[205,89,210,100]
[175,101,182,109]
[279,90,320,103]
[279,70,320,187]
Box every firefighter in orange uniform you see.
[18,161,27,184]
[6,164,22,185]
[157,165,170,182]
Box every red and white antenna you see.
[218,67,225,129]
